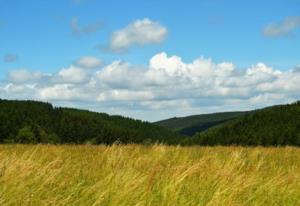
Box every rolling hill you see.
[0,99,182,144]
[155,112,247,136]
[189,101,300,146]
[2,99,300,146]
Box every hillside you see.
[2,99,300,146]
[0,99,182,144]
[155,112,246,136]
[189,101,300,146]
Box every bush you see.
[16,126,36,144]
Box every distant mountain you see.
[155,112,247,136]
[189,101,300,146]
[0,99,182,144]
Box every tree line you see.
[188,101,300,146]
[0,99,182,144]
[1,99,300,146]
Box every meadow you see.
[0,145,299,206]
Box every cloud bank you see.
[1,52,299,121]
[74,56,102,69]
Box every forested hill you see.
[2,99,300,146]
[155,112,247,136]
[188,101,300,146]
[0,99,182,144]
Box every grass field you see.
[0,145,300,206]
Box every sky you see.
[0,0,300,121]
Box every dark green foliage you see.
[189,102,300,146]
[0,99,182,144]
[16,126,36,143]
[2,99,300,146]
[155,112,246,136]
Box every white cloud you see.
[71,17,102,35]
[2,52,300,121]
[74,56,102,69]
[8,69,44,83]
[3,83,35,93]
[246,63,281,76]
[109,18,167,52]
[140,99,191,110]
[96,61,149,89]
[97,90,154,102]
[37,84,88,101]
[56,66,88,83]
[263,16,300,37]
[150,52,186,76]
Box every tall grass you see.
[0,144,299,205]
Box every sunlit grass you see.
[0,144,299,205]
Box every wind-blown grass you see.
[0,145,299,205]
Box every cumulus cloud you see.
[37,84,88,101]
[55,66,88,83]
[71,17,102,35]
[97,90,154,102]
[4,54,18,63]
[109,18,167,52]
[74,56,102,69]
[263,16,300,37]
[95,61,149,89]
[8,69,44,83]
[1,52,299,121]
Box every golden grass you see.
[0,145,300,206]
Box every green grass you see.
[0,145,300,205]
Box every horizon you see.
[1,0,300,121]
[1,98,298,123]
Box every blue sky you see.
[0,0,300,121]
